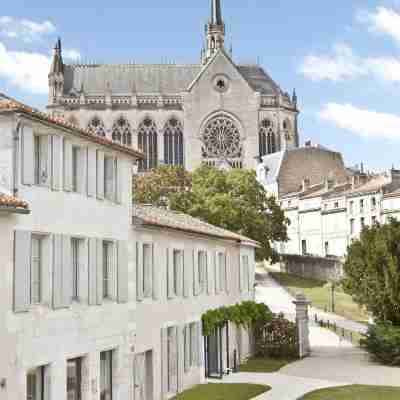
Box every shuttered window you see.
[30,236,42,305]
[189,323,197,368]
[100,351,113,400]
[71,238,80,301]
[72,146,79,192]
[102,241,114,299]
[104,156,115,201]
[33,135,51,187]
[218,253,227,293]
[173,250,183,297]
[34,136,41,185]
[241,255,250,293]
[143,243,153,298]
[198,251,207,294]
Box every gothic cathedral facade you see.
[47,0,299,172]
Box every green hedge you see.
[361,322,400,366]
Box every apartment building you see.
[0,94,257,400]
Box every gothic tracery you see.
[87,116,106,137]
[138,117,158,171]
[259,119,278,157]
[164,118,184,166]
[112,116,132,146]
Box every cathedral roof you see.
[62,62,284,96]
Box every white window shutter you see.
[239,255,244,293]
[51,135,63,191]
[167,248,175,299]
[183,250,191,298]
[52,234,63,309]
[63,139,73,191]
[87,148,97,197]
[77,147,87,194]
[42,135,52,187]
[161,327,169,396]
[21,125,34,185]
[196,321,203,367]
[143,244,153,298]
[115,158,123,204]
[207,251,214,295]
[13,230,31,312]
[88,238,97,305]
[176,251,183,297]
[193,250,199,296]
[136,242,144,301]
[184,325,190,373]
[152,244,160,301]
[170,327,178,393]
[96,239,103,305]
[96,150,104,199]
[177,326,184,393]
[62,235,72,307]
[226,253,230,294]
[117,241,129,303]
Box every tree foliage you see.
[134,165,289,261]
[343,219,400,325]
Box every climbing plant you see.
[201,301,273,337]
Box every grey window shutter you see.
[52,234,63,309]
[207,251,214,295]
[136,242,144,301]
[117,240,129,303]
[62,235,72,307]
[143,243,153,298]
[184,325,190,373]
[161,327,169,396]
[167,248,174,299]
[51,135,63,191]
[183,250,191,298]
[77,147,88,194]
[88,238,97,305]
[63,139,73,192]
[21,125,34,185]
[177,326,184,393]
[96,150,104,199]
[152,243,160,301]
[96,239,103,305]
[13,230,31,312]
[193,250,199,296]
[115,158,123,204]
[87,148,97,197]
[176,251,183,297]
[196,321,203,367]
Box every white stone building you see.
[47,0,299,172]
[0,94,257,400]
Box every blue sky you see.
[1,0,400,171]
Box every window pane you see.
[34,136,41,185]
[27,367,43,400]
[67,358,82,400]
[100,351,112,400]
[71,239,79,300]
[31,237,42,304]
[72,147,79,192]
[102,242,111,299]
[143,244,151,296]
[173,250,181,296]
[104,158,115,200]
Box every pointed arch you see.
[87,116,106,137]
[112,116,132,146]
[259,119,278,157]
[164,117,184,166]
[138,117,158,171]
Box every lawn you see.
[239,357,298,373]
[172,383,270,400]
[269,271,369,322]
[300,385,400,399]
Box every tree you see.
[343,218,400,325]
[134,165,289,261]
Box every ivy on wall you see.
[202,301,273,337]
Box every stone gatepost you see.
[293,293,311,358]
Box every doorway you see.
[134,351,153,400]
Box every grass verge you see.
[239,357,298,373]
[172,383,270,400]
[300,385,400,400]
[269,271,369,322]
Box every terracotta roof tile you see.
[133,205,258,246]
[0,94,144,159]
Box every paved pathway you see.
[210,269,400,399]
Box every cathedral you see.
[47,0,299,172]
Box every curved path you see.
[212,269,400,399]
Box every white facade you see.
[0,100,257,400]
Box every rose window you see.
[202,115,242,159]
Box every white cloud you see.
[0,16,56,42]
[359,7,400,43]
[299,44,368,82]
[0,41,50,94]
[319,103,400,140]
[299,44,400,84]
[63,49,81,61]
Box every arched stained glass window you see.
[164,118,184,166]
[138,118,158,171]
[87,116,106,137]
[112,116,132,146]
[259,119,278,157]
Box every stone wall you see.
[280,254,344,282]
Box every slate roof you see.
[133,204,258,246]
[0,94,144,159]
[62,62,283,96]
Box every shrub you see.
[255,313,298,358]
[361,322,400,366]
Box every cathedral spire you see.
[203,0,226,64]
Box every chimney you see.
[302,178,310,192]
